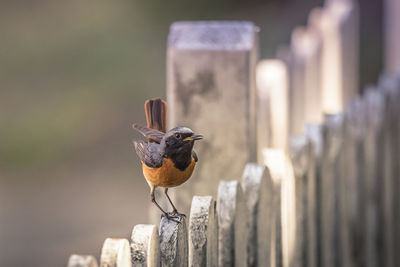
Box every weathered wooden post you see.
[256,59,289,156]
[100,238,132,267]
[263,149,296,267]
[342,98,366,267]
[325,0,359,102]
[288,136,311,267]
[309,3,358,114]
[290,26,323,135]
[159,215,188,267]
[363,87,385,267]
[166,21,259,216]
[293,26,323,126]
[217,180,248,267]
[320,114,344,267]
[68,255,98,267]
[384,0,400,74]
[241,163,274,266]
[188,196,218,267]
[131,224,160,267]
[378,74,400,267]
[358,0,384,86]
[309,7,341,114]
[306,124,323,267]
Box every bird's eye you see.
[175,133,181,139]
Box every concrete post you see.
[68,255,98,267]
[131,225,160,267]
[188,196,218,267]
[100,238,132,267]
[217,180,248,267]
[241,163,274,266]
[159,215,188,267]
[167,21,259,216]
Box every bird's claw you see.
[171,210,186,218]
[161,212,182,223]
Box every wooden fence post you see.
[290,26,323,135]
[306,123,323,267]
[384,0,400,74]
[241,163,274,266]
[321,114,344,267]
[325,0,359,103]
[378,74,400,267]
[159,215,188,267]
[68,255,98,267]
[256,60,289,155]
[263,149,296,267]
[166,21,259,216]
[217,180,248,267]
[309,3,358,114]
[363,87,385,267]
[342,98,366,267]
[131,224,160,267]
[188,196,218,267]
[100,238,132,267]
[289,136,311,267]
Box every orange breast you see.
[142,157,196,188]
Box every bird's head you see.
[160,127,202,156]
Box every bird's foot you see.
[161,212,181,223]
[171,210,186,218]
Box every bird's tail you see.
[144,99,167,141]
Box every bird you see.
[132,98,202,221]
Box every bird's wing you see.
[132,124,165,143]
[192,150,198,162]
[133,140,163,168]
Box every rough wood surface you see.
[309,2,359,114]
[166,21,259,216]
[342,97,366,267]
[363,87,385,267]
[241,163,274,266]
[378,74,400,267]
[289,136,311,267]
[217,180,248,267]
[68,255,98,267]
[321,114,344,267]
[256,60,289,154]
[100,238,132,267]
[159,215,188,267]
[263,148,296,267]
[131,224,160,267]
[306,123,323,267]
[188,196,218,267]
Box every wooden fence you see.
[67,0,400,266]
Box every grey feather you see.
[132,124,165,143]
[133,140,163,168]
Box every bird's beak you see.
[184,134,203,141]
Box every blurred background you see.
[0,0,383,265]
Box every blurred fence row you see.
[67,0,400,266]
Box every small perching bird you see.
[132,98,202,221]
